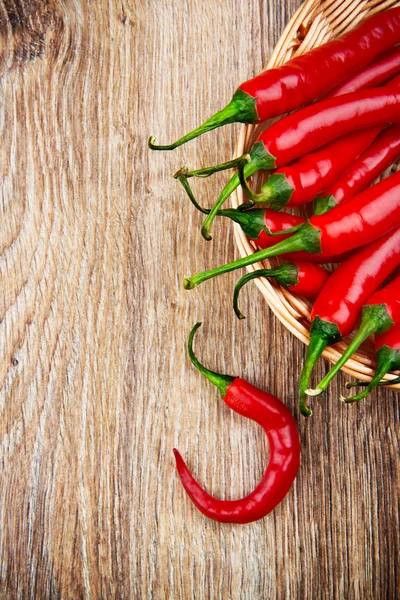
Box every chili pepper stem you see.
[188,322,234,397]
[201,159,259,240]
[173,174,268,239]
[183,223,321,289]
[298,335,329,417]
[341,345,400,402]
[264,223,303,236]
[238,160,273,204]
[306,305,394,396]
[201,141,277,240]
[149,88,259,151]
[233,265,299,319]
[174,174,209,214]
[239,164,294,208]
[341,360,392,403]
[175,155,252,230]
[376,374,400,386]
[313,194,337,216]
[175,155,252,180]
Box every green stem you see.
[263,223,303,237]
[201,141,277,240]
[188,322,234,397]
[233,265,299,320]
[342,345,400,402]
[174,155,251,224]
[313,194,338,216]
[238,158,272,204]
[379,374,400,385]
[148,88,258,151]
[174,173,210,214]
[239,166,294,208]
[183,221,321,289]
[200,160,259,240]
[175,155,251,179]
[306,305,394,396]
[174,176,270,240]
[298,326,336,417]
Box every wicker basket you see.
[231,0,400,387]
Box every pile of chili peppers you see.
[151,6,400,524]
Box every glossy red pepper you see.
[239,127,382,208]
[343,323,400,402]
[314,123,400,214]
[240,70,400,209]
[183,171,400,290]
[174,323,300,524]
[249,210,350,263]
[232,261,330,319]
[297,228,400,415]
[200,86,400,239]
[307,273,400,396]
[327,46,400,98]
[241,66,400,208]
[149,8,400,150]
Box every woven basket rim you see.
[231,0,400,389]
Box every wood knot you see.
[0,0,60,74]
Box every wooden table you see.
[0,1,398,598]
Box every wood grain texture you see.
[0,0,398,598]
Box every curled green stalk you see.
[233,265,299,320]
[187,322,234,396]
[200,142,276,240]
[341,344,400,402]
[306,304,395,397]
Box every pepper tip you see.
[300,405,313,417]
[201,225,212,241]
[173,166,188,179]
[305,387,323,397]
[183,278,196,290]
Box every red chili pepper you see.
[243,72,400,209]
[298,228,400,415]
[239,127,382,208]
[233,261,330,319]
[183,171,400,290]
[149,8,400,150]
[173,323,300,524]
[327,46,400,98]
[306,273,400,397]
[314,123,400,215]
[200,86,400,239]
[343,324,400,402]
[241,70,400,208]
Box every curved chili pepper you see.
[233,262,330,319]
[183,171,400,290]
[149,8,400,150]
[200,86,400,239]
[174,323,300,524]
[306,274,400,397]
[343,324,400,402]
[298,228,400,416]
[327,46,400,98]
[314,123,400,215]
[239,127,382,208]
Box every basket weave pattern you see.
[232,0,400,386]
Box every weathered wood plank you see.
[0,1,398,598]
